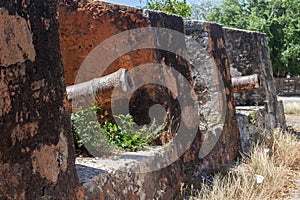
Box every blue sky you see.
[104,0,145,7]
[104,0,217,8]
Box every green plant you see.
[249,109,257,125]
[143,0,192,18]
[71,105,116,157]
[103,114,165,151]
[71,106,165,155]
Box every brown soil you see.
[285,113,300,199]
[285,114,300,133]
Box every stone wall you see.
[59,2,242,199]
[223,27,286,128]
[58,1,189,133]
[0,0,284,199]
[184,19,241,171]
[58,1,153,86]
[0,1,80,199]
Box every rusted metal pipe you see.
[232,74,260,92]
[66,68,135,113]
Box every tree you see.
[277,0,300,76]
[198,0,300,76]
[190,0,215,21]
[142,0,192,18]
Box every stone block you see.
[223,27,286,128]
[59,2,242,198]
[0,1,80,199]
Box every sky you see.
[104,0,145,7]
[104,0,218,8]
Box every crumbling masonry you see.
[0,0,285,199]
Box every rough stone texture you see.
[0,1,80,199]
[57,1,153,86]
[0,8,36,66]
[235,102,286,153]
[0,0,284,199]
[223,27,286,128]
[184,19,241,171]
[58,2,242,198]
[58,1,190,140]
[236,106,272,153]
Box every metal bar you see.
[231,74,260,93]
[66,68,135,113]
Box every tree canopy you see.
[142,0,192,18]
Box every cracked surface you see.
[0,7,36,66]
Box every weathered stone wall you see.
[0,1,81,199]
[236,106,272,153]
[0,0,284,199]
[58,1,153,86]
[0,1,282,199]
[223,27,286,128]
[58,2,242,199]
[58,1,190,140]
[223,28,271,105]
[184,19,241,172]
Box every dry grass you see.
[183,129,300,200]
[282,101,300,114]
[271,130,300,171]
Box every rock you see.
[255,174,265,184]
[0,1,80,199]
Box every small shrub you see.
[71,105,165,156]
[71,105,116,157]
[249,106,259,125]
[105,114,165,151]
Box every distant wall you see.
[223,27,286,128]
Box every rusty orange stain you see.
[31,132,68,183]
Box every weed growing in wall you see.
[71,105,165,156]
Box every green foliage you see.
[71,106,164,155]
[196,0,300,76]
[143,0,192,18]
[71,105,114,156]
[103,115,148,151]
[249,109,257,125]
[190,0,215,21]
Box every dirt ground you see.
[285,113,300,200]
[279,96,300,133]
[285,114,300,133]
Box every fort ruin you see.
[0,0,286,199]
